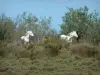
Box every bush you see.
[0,41,7,47]
[0,42,10,57]
[93,36,100,45]
[29,44,46,60]
[95,45,100,60]
[0,42,26,58]
[25,44,35,50]
[58,40,70,49]
[43,36,57,44]
[43,36,71,56]
[44,42,62,56]
[69,42,98,57]
[0,42,46,59]
[0,47,8,57]
[43,36,69,49]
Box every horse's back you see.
[21,36,25,39]
[60,35,67,39]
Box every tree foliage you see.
[60,6,100,43]
[0,14,15,41]
[0,12,57,42]
[14,12,57,37]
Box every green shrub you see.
[58,40,70,49]
[19,50,31,58]
[43,36,69,49]
[0,42,26,58]
[43,36,70,56]
[93,36,100,44]
[95,46,100,60]
[0,42,46,59]
[95,53,100,60]
[26,44,35,50]
[43,36,57,44]
[0,42,10,57]
[29,45,45,60]
[0,41,7,47]
[44,42,62,56]
[69,42,98,57]
[0,47,8,57]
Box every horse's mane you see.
[68,31,75,36]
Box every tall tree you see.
[0,14,15,41]
[60,6,100,42]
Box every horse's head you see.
[70,31,78,38]
[26,30,34,36]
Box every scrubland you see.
[0,38,100,75]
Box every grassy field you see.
[0,39,100,75]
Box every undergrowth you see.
[0,38,100,75]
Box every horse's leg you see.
[77,37,80,43]
[68,39,72,46]
[26,41,30,45]
[70,39,72,45]
[24,42,26,45]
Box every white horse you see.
[60,31,78,43]
[21,30,34,44]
